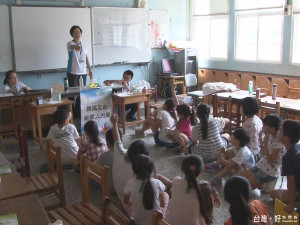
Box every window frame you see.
[192,14,229,60]
[234,8,284,63]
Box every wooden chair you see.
[7,123,30,177]
[151,210,169,225]
[103,197,135,225]
[213,96,240,134]
[0,98,18,151]
[148,85,163,112]
[48,155,110,225]
[24,139,65,210]
[258,99,281,119]
[287,86,300,99]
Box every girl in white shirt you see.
[123,154,168,225]
[135,98,177,147]
[2,70,31,94]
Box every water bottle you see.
[79,76,84,90]
[64,77,69,91]
[248,81,253,94]
[272,83,277,100]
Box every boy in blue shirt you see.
[270,119,300,213]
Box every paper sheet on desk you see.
[114,92,134,97]
[0,213,18,225]
[0,165,12,174]
[0,93,14,97]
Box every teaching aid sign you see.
[80,88,112,135]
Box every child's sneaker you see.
[205,162,222,173]
[210,176,222,188]
[176,147,184,155]
[135,130,146,138]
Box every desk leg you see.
[145,98,150,118]
[137,103,141,120]
[31,111,37,145]
[122,102,126,134]
[36,112,43,150]
[69,103,74,124]
[158,76,162,96]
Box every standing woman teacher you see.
[67,25,93,87]
[67,25,93,117]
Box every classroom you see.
[0,0,300,224]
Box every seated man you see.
[122,70,137,121]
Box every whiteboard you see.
[149,10,170,48]
[0,5,13,72]
[11,6,92,71]
[92,7,150,65]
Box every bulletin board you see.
[149,10,170,48]
[0,5,13,72]
[10,6,92,72]
[92,7,151,65]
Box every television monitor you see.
[162,58,175,74]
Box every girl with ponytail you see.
[224,176,271,225]
[184,103,230,162]
[156,155,220,225]
[135,98,177,147]
[123,154,168,225]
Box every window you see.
[192,0,229,60]
[235,10,283,62]
[235,0,284,63]
[193,16,228,59]
[291,0,300,64]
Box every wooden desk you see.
[158,74,186,97]
[260,96,300,119]
[213,90,267,129]
[0,89,51,130]
[28,99,74,150]
[0,194,50,224]
[0,153,31,201]
[61,85,123,98]
[112,92,151,134]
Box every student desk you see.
[213,90,268,130]
[112,92,151,134]
[61,85,123,98]
[28,99,74,150]
[0,89,51,130]
[158,74,186,97]
[0,194,50,224]
[259,96,300,119]
[0,152,31,201]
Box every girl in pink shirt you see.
[166,104,195,149]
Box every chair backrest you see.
[17,123,30,177]
[184,74,197,92]
[80,155,110,205]
[287,86,300,99]
[103,197,135,225]
[46,139,65,206]
[0,98,16,125]
[258,99,281,119]
[148,85,158,103]
[151,210,170,225]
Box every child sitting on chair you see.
[47,109,80,166]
